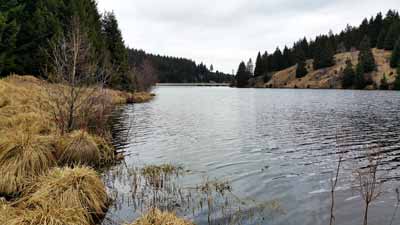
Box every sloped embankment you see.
[255,49,396,89]
[0,75,154,225]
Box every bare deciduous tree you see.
[329,132,346,225]
[45,17,110,134]
[134,58,158,92]
[353,146,384,225]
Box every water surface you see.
[103,87,400,225]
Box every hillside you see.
[253,49,396,89]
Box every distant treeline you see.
[236,10,400,88]
[0,0,231,91]
[127,49,234,83]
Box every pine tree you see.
[394,66,400,90]
[0,4,20,76]
[313,36,335,70]
[390,38,400,68]
[254,52,264,77]
[102,11,129,90]
[342,59,355,88]
[380,74,389,90]
[295,48,307,78]
[369,13,383,47]
[246,58,254,77]
[282,46,292,69]
[271,47,283,71]
[384,21,400,50]
[377,28,387,49]
[358,36,376,73]
[236,61,249,88]
[354,63,366,89]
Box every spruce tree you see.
[313,36,335,70]
[0,5,19,76]
[369,13,383,47]
[236,61,249,88]
[354,63,366,89]
[295,48,307,78]
[380,74,389,90]
[394,66,400,90]
[358,36,376,73]
[342,59,355,89]
[384,21,400,50]
[377,28,387,49]
[246,58,254,77]
[271,47,283,71]
[390,38,400,68]
[254,52,264,77]
[102,11,129,90]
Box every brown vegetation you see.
[128,208,194,225]
[0,74,153,224]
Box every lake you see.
[103,87,400,225]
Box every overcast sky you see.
[97,0,400,74]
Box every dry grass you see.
[19,166,108,223]
[128,208,194,225]
[56,130,114,167]
[0,75,155,224]
[0,131,56,196]
[127,92,155,104]
[264,49,397,89]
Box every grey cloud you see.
[97,0,400,73]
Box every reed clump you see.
[128,208,194,225]
[19,166,108,224]
[127,92,155,104]
[0,131,56,196]
[56,130,114,167]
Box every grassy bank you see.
[0,75,155,225]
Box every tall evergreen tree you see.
[102,11,129,90]
[394,66,400,90]
[390,38,400,68]
[246,58,254,77]
[342,59,355,88]
[358,36,376,73]
[271,47,284,71]
[295,48,307,78]
[377,28,387,49]
[369,13,383,47]
[354,63,366,89]
[380,74,389,90]
[0,0,20,76]
[254,52,264,77]
[236,61,249,88]
[384,21,400,50]
[313,36,335,70]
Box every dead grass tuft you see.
[56,130,114,167]
[19,166,108,223]
[7,204,89,225]
[128,208,194,225]
[0,132,56,196]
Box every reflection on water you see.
[103,87,400,225]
